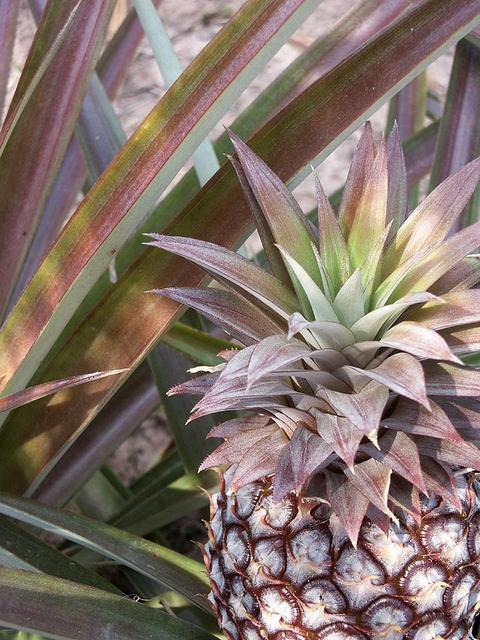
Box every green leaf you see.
[0,517,118,593]
[0,493,211,611]
[110,473,212,536]
[162,323,232,366]
[0,568,216,640]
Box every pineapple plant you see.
[149,124,480,640]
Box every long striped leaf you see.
[0,0,115,314]
[0,568,216,640]
[0,493,211,611]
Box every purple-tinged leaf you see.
[385,123,408,233]
[168,372,219,397]
[154,286,283,345]
[316,413,363,469]
[421,458,462,510]
[316,382,389,439]
[384,397,464,443]
[348,137,389,268]
[389,475,421,523]
[345,458,394,519]
[362,431,426,493]
[380,321,461,363]
[147,235,297,320]
[0,369,125,414]
[416,436,480,471]
[325,471,369,547]
[406,290,480,330]
[347,353,430,409]
[435,397,480,442]
[383,158,480,279]
[229,155,290,285]
[316,175,350,293]
[386,74,426,211]
[231,429,288,489]
[272,446,295,501]
[247,336,311,387]
[0,0,20,122]
[288,426,332,492]
[444,324,480,356]
[424,362,480,397]
[0,0,115,314]
[199,424,279,472]
[430,257,480,295]
[31,363,159,506]
[428,39,480,229]
[207,415,271,439]
[12,0,159,304]
[229,130,321,286]
[339,122,376,235]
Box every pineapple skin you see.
[203,470,480,640]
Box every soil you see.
[10,0,454,484]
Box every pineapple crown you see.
[148,123,480,545]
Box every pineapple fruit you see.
[149,123,480,640]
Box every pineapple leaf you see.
[344,458,395,520]
[383,157,480,276]
[229,130,322,286]
[348,137,389,269]
[338,121,376,235]
[315,175,351,293]
[379,321,461,363]
[147,235,297,320]
[385,122,408,234]
[345,352,430,409]
[154,287,284,345]
[325,471,370,548]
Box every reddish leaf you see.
[154,287,283,345]
[147,235,297,319]
[339,122,376,235]
[428,39,480,229]
[0,0,115,313]
[384,397,463,443]
[229,130,321,286]
[348,353,430,409]
[0,0,20,121]
[344,458,394,518]
[406,290,480,330]
[0,370,125,414]
[199,424,279,472]
[362,431,426,493]
[380,321,460,362]
[231,429,288,488]
[424,362,480,396]
[325,471,369,547]
[421,458,462,509]
[385,123,408,233]
[315,413,363,469]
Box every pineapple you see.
[148,123,480,640]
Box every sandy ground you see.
[10,0,454,483]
